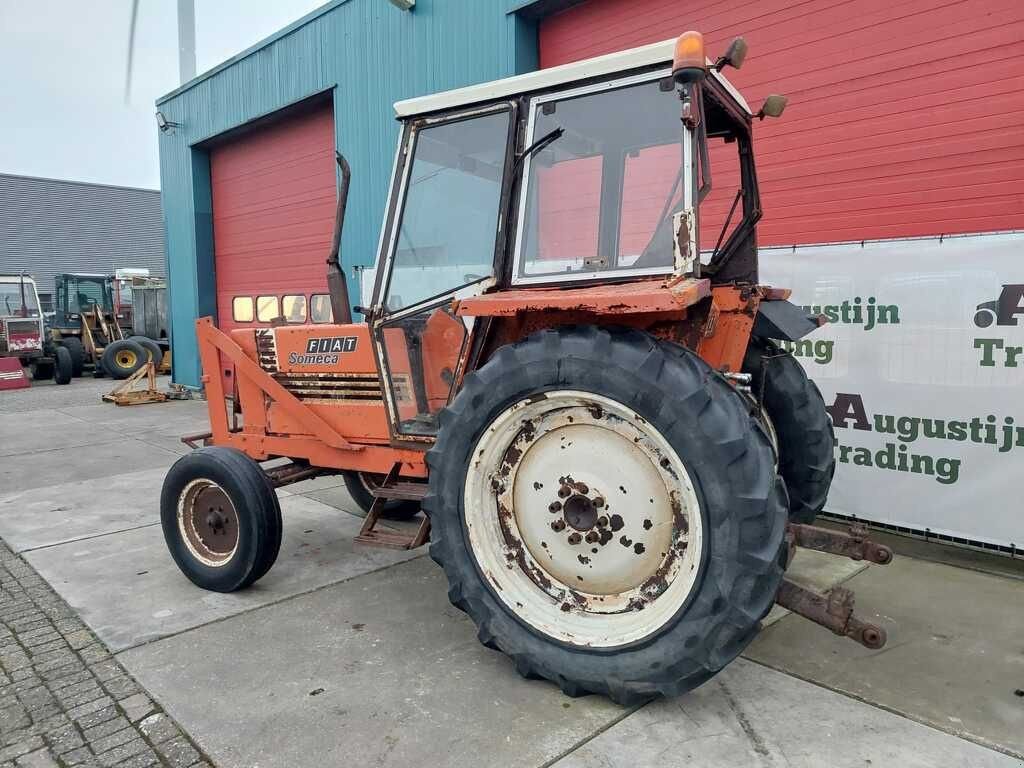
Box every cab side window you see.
[310,294,333,324]
[232,296,254,322]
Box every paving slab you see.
[0,437,178,494]
[118,556,626,768]
[551,658,1021,768]
[26,494,421,652]
[747,556,1024,758]
[0,419,113,457]
[0,467,168,552]
[55,400,208,432]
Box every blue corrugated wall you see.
[157,0,537,387]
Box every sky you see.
[0,0,327,191]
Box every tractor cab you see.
[0,273,45,363]
[367,34,778,439]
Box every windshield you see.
[0,283,40,317]
[517,75,684,281]
[65,277,110,313]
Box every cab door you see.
[371,102,516,441]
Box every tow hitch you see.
[776,523,892,649]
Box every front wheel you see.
[426,327,788,705]
[161,447,283,592]
[101,339,147,380]
[53,346,73,385]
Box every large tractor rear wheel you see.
[426,327,788,705]
[743,338,835,524]
[161,447,283,592]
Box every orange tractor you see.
[162,32,893,704]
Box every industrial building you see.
[156,0,1023,547]
[0,173,165,310]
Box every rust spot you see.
[588,404,604,419]
[598,529,613,546]
[609,514,625,532]
[577,554,590,565]
[620,535,633,548]
[634,542,646,555]
[541,541,547,548]
[560,603,571,612]
[534,481,544,491]
[591,547,598,554]
[643,519,653,530]
[619,485,627,494]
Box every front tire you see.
[426,327,788,705]
[743,338,835,523]
[161,447,283,592]
[101,339,147,379]
[53,346,73,385]
[60,336,86,377]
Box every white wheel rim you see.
[464,390,704,648]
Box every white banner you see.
[761,231,1024,548]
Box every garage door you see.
[538,0,1024,246]
[210,101,336,333]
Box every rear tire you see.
[426,326,788,705]
[101,339,147,380]
[60,337,86,377]
[743,338,835,524]
[130,336,163,368]
[53,346,73,385]
[161,447,283,592]
[342,471,421,520]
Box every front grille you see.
[255,330,278,373]
[274,372,384,403]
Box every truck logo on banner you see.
[760,232,1022,548]
[973,284,1024,327]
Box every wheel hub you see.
[178,479,239,567]
[464,391,704,647]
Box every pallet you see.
[102,362,167,406]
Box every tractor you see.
[49,272,164,380]
[0,273,55,381]
[162,31,893,705]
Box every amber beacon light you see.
[672,31,706,84]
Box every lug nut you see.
[585,531,600,544]
[558,486,571,498]
[576,483,589,495]
[551,519,566,532]
[593,497,605,508]
[548,501,562,513]
[596,516,608,528]
[567,532,582,545]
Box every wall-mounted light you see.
[155,111,181,132]
[388,0,414,9]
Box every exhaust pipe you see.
[326,152,353,325]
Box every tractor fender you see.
[752,298,824,341]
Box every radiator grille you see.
[255,330,278,373]
[273,372,384,403]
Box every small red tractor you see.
[163,32,893,704]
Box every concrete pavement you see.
[1,377,1022,767]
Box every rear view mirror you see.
[758,94,788,120]
[717,37,748,70]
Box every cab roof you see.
[394,38,751,119]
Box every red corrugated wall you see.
[539,0,1024,246]
[210,103,336,332]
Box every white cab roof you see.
[394,38,751,118]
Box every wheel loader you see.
[162,31,893,705]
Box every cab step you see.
[354,464,430,550]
